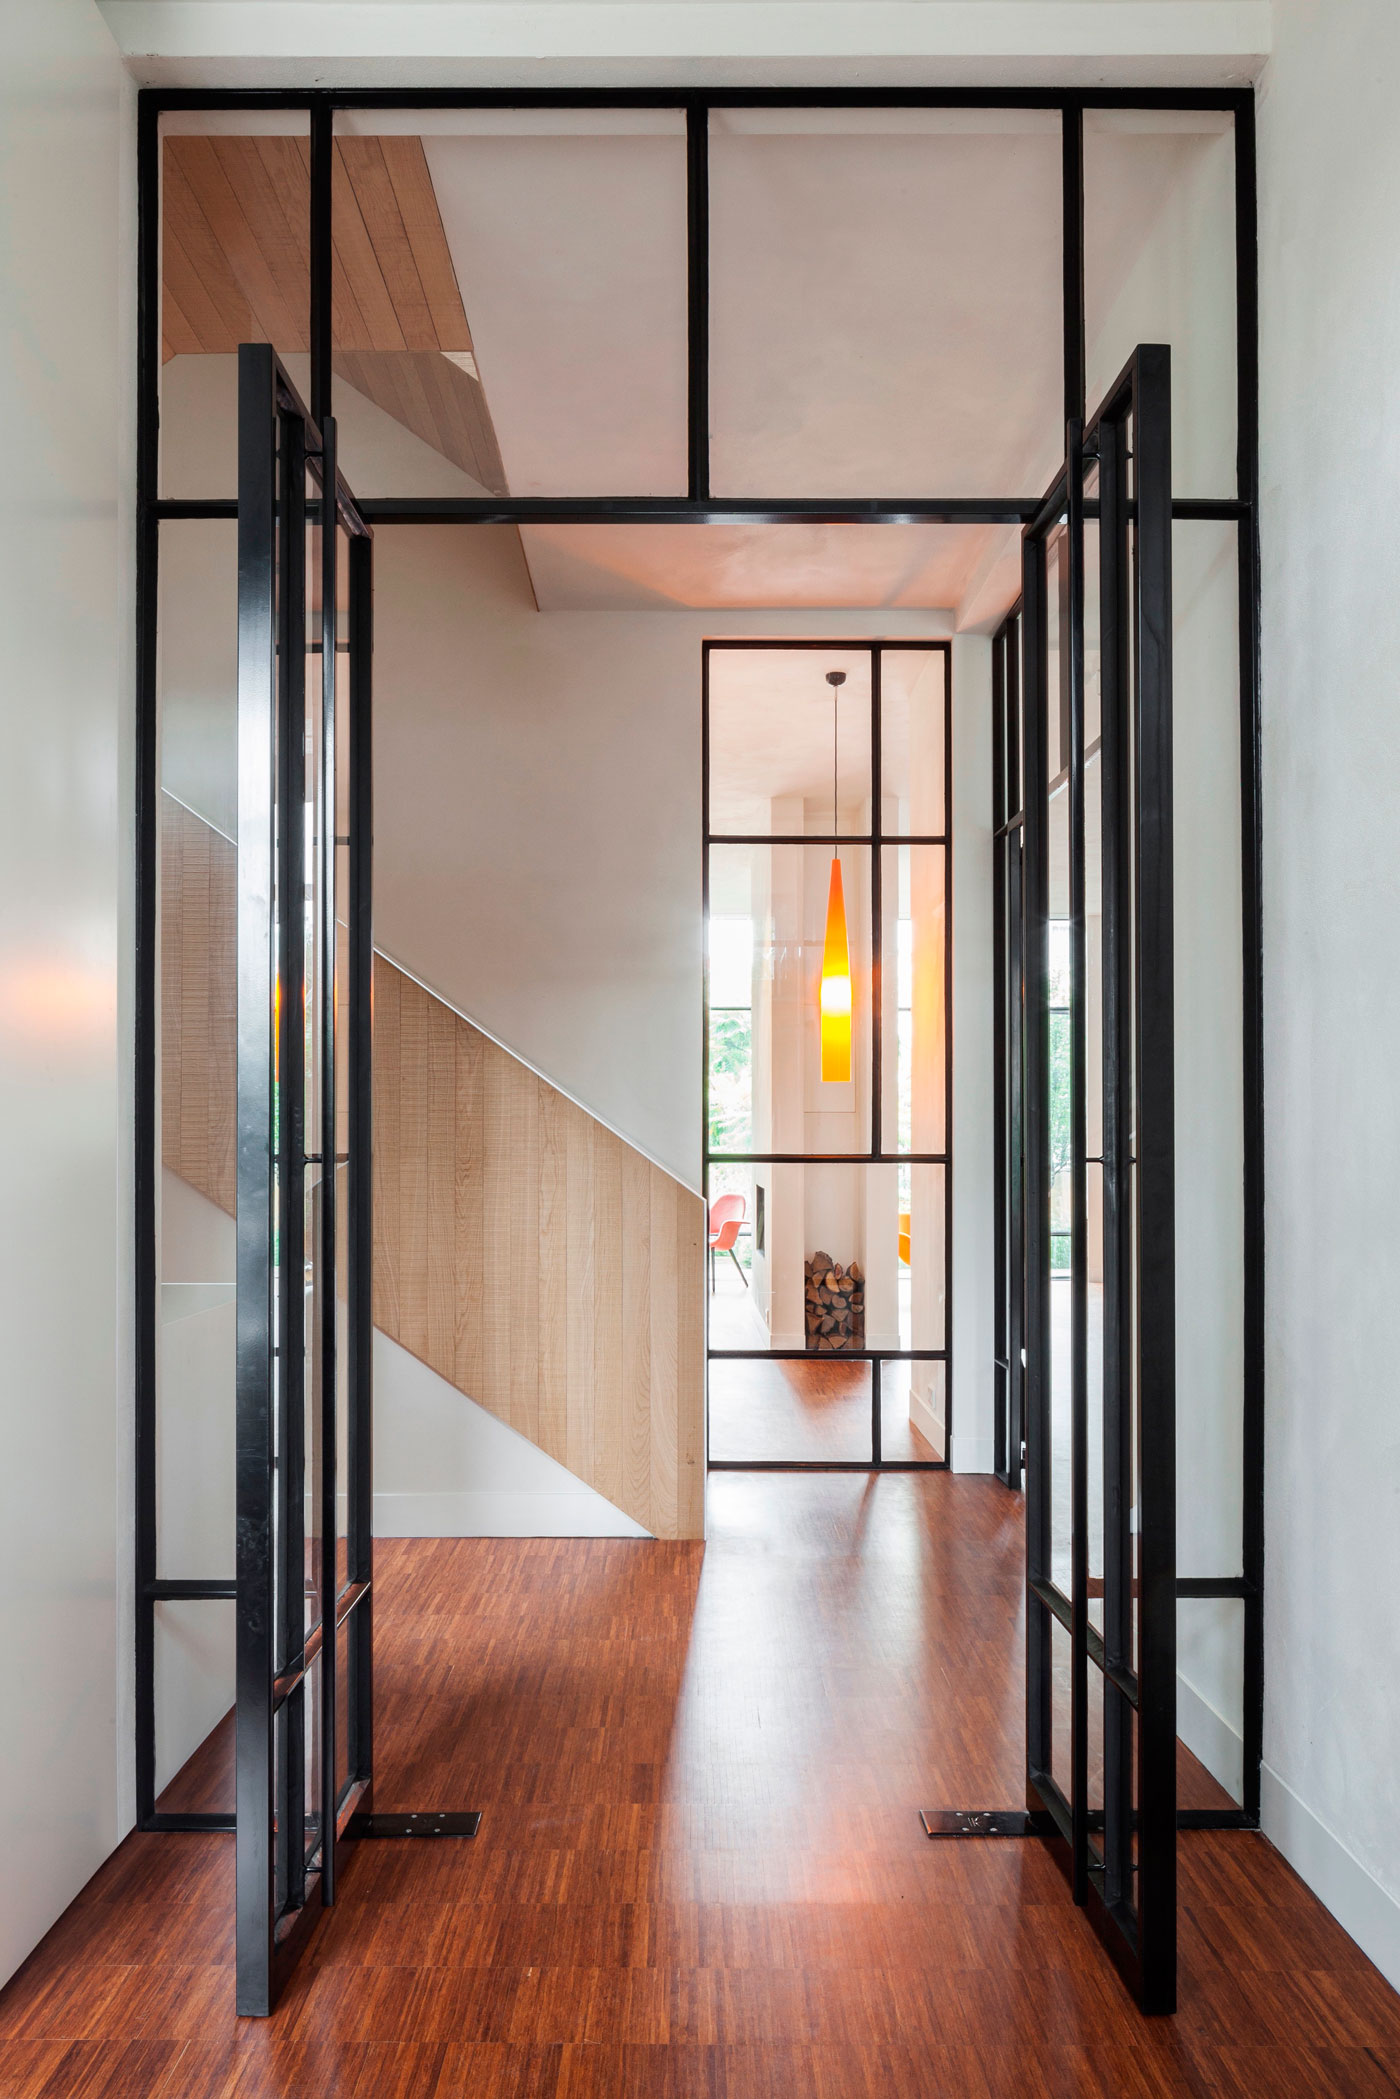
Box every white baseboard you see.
[1177,1671,1244,1804]
[1174,1684,1400,1996]
[373,1490,650,1539]
[910,1384,947,1456]
[949,1432,994,1474]
[1263,1765,1400,1995]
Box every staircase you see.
[160,793,705,1542]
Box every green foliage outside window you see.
[708,1010,752,1154]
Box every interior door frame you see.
[130,86,1266,2021]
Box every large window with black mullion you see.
[705,638,951,1470]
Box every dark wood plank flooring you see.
[4,1473,1400,2095]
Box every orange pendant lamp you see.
[820,670,852,1082]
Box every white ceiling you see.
[98,3,1271,95]
[709,646,873,833]
[706,643,947,832]
[168,102,1235,626]
[520,522,1001,616]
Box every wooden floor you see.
[5,1473,1400,2095]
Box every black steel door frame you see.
[234,345,375,2014]
[1021,346,1177,2013]
[130,82,1267,2021]
[702,635,954,1471]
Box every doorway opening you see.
[131,87,1264,2024]
[704,639,952,1470]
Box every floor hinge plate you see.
[920,1810,1033,1838]
[346,1811,482,1838]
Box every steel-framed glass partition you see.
[704,638,952,1469]
[133,82,1265,2016]
[233,347,374,2012]
[1021,349,1178,2010]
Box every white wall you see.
[373,524,959,1189]
[1173,518,1248,1795]
[373,1332,649,1537]
[1257,0,1400,1993]
[372,527,1007,1460]
[154,1175,236,1790]
[950,634,996,1473]
[0,0,133,1992]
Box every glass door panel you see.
[704,641,951,1470]
[235,345,374,2015]
[1021,348,1177,2015]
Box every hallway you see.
[4,1475,1400,2094]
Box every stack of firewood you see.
[804,1252,865,1351]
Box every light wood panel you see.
[331,347,506,495]
[160,794,236,1215]
[373,958,706,1541]
[162,134,508,494]
[157,799,698,1531]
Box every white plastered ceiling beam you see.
[98,2,1270,92]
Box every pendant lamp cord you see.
[826,667,846,859]
[833,687,839,854]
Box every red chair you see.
[708,1193,748,1292]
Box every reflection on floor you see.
[708,1355,940,1464]
[706,1254,767,1349]
[708,1255,940,1464]
[5,1475,1400,2094]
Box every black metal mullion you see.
[317,424,340,1902]
[710,1349,945,1363]
[992,630,1008,1482]
[161,493,1244,528]
[1007,614,1026,1491]
[870,648,882,1465]
[234,345,280,2018]
[1062,104,1086,427]
[1098,412,1135,1913]
[1065,422,1089,1906]
[347,527,375,1805]
[707,1153,947,1166]
[1007,821,1026,1492]
[1007,612,1023,824]
[134,90,161,1831]
[144,86,1251,114]
[309,100,332,432]
[276,405,309,1920]
[687,107,710,502]
[871,648,883,1163]
[1234,96,1266,1833]
[361,496,1043,527]
[701,639,712,1388]
[943,642,954,1457]
[1021,531,1052,1799]
[1130,346,1178,2017]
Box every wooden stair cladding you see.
[373,958,706,1541]
[160,796,236,1216]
